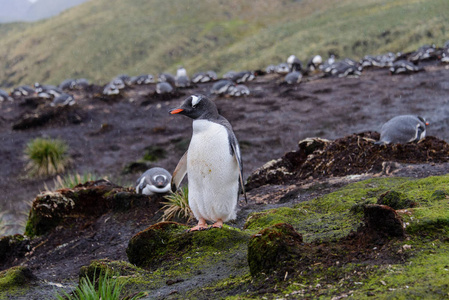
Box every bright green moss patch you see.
[0,266,36,298]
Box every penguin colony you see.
[2,41,448,231]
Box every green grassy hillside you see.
[0,0,448,88]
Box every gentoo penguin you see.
[376,115,429,145]
[228,84,250,97]
[103,83,120,95]
[409,44,437,62]
[210,79,236,95]
[265,64,276,74]
[50,93,75,107]
[11,85,35,98]
[156,82,173,94]
[306,55,323,74]
[284,71,302,84]
[130,74,154,85]
[229,71,255,83]
[191,71,218,83]
[34,82,64,99]
[389,60,422,75]
[158,72,176,86]
[135,167,172,195]
[287,55,303,72]
[169,95,246,231]
[222,70,237,80]
[59,79,77,90]
[0,89,13,102]
[175,67,191,87]
[275,63,290,75]
[441,48,449,63]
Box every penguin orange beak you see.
[170,108,184,114]
[425,122,430,126]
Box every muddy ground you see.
[0,59,449,298]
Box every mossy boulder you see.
[247,223,303,277]
[377,190,417,209]
[127,222,250,269]
[25,180,158,237]
[244,207,307,231]
[79,259,143,284]
[0,234,29,265]
[0,266,36,289]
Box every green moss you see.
[0,266,35,291]
[377,190,416,209]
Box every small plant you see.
[24,137,72,177]
[160,186,193,222]
[52,172,103,190]
[55,269,144,300]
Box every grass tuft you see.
[55,269,145,300]
[160,187,193,223]
[24,137,72,178]
[52,172,103,190]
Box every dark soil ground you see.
[1,59,449,298]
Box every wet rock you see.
[247,223,303,277]
[377,190,417,210]
[25,180,158,237]
[0,234,30,266]
[0,266,37,289]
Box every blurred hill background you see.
[0,0,447,88]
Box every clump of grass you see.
[55,269,145,300]
[52,172,103,190]
[24,137,72,177]
[160,187,193,223]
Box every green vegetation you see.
[160,187,193,222]
[0,0,448,87]
[55,267,145,300]
[24,137,71,177]
[52,172,102,190]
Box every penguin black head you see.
[169,94,218,120]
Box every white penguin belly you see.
[187,120,239,222]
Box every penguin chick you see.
[376,115,429,145]
[135,167,172,195]
[169,95,247,231]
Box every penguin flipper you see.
[230,142,248,203]
[171,151,188,192]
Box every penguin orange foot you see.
[188,218,208,232]
[210,219,223,229]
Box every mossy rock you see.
[247,223,303,277]
[377,190,417,210]
[79,259,143,284]
[0,234,29,265]
[25,180,156,237]
[0,266,36,289]
[126,222,250,269]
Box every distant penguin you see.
[229,71,255,83]
[306,55,323,74]
[222,70,237,80]
[50,93,75,107]
[103,83,120,95]
[11,85,35,98]
[376,115,429,145]
[287,55,303,72]
[175,67,191,87]
[284,71,303,84]
[130,74,154,85]
[210,79,236,95]
[0,89,13,102]
[441,48,449,63]
[275,63,290,75]
[191,71,217,83]
[409,44,437,62]
[158,72,176,86]
[59,79,77,90]
[389,60,423,75]
[169,95,246,231]
[34,83,64,98]
[228,84,250,97]
[156,82,173,94]
[265,64,276,74]
[135,167,172,195]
